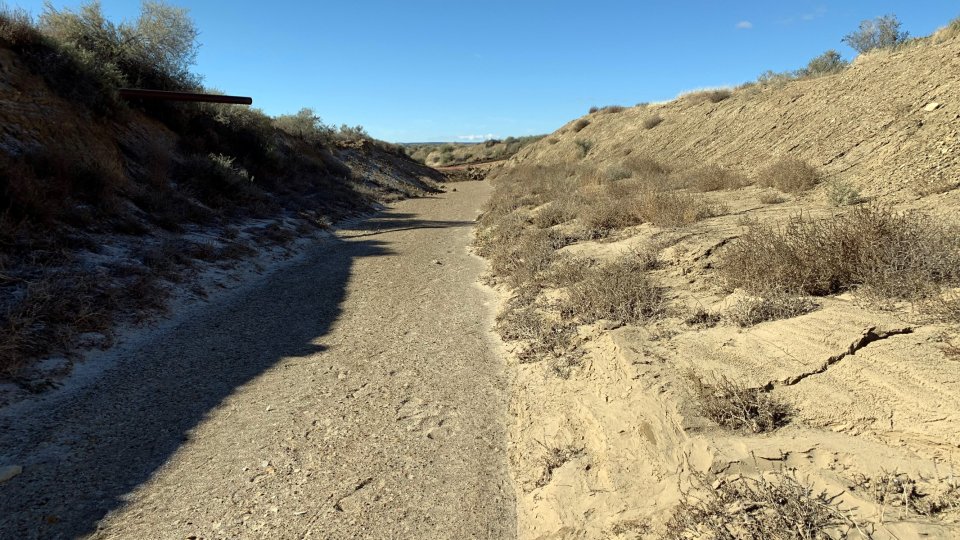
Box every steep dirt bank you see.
[513,34,960,204]
[479,31,960,539]
[1,41,446,389]
[0,181,515,539]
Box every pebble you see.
[0,465,23,483]
[923,102,942,112]
[431,259,442,265]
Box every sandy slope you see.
[481,32,960,539]
[0,182,515,539]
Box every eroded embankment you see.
[476,33,960,538]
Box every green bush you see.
[843,14,910,54]
[273,108,333,143]
[801,50,849,76]
[39,0,201,90]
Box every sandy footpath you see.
[0,181,515,539]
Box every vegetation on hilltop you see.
[405,135,545,167]
[0,1,438,376]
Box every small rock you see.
[0,465,22,483]
[923,102,942,112]
[431,259,442,265]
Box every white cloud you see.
[457,134,496,142]
[736,20,753,30]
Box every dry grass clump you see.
[574,139,594,158]
[727,295,819,327]
[563,253,664,324]
[685,308,722,328]
[572,118,591,132]
[689,372,792,433]
[684,164,750,192]
[825,179,862,206]
[0,269,168,375]
[488,229,556,288]
[759,158,820,193]
[624,155,670,180]
[634,189,724,227]
[495,305,578,364]
[720,207,960,301]
[850,470,960,519]
[531,200,577,228]
[759,192,786,204]
[642,114,664,129]
[667,468,866,540]
[597,105,626,114]
[685,89,732,104]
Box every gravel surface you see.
[0,181,515,539]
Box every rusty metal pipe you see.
[118,88,253,105]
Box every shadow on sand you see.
[0,213,470,538]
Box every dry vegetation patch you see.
[850,470,960,519]
[684,164,750,192]
[642,114,664,129]
[720,207,960,303]
[684,89,733,104]
[667,468,866,539]
[563,253,664,325]
[759,158,820,193]
[726,295,819,327]
[690,372,792,433]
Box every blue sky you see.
[8,1,959,142]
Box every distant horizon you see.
[8,1,959,142]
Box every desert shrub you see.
[684,164,749,192]
[486,228,556,288]
[39,0,201,91]
[727,295,819,327]
[571,119,590,132]
[843,14,910,54]
[604,164,632,182]
[801,50,849,77]
[0,144,126,227]
[825,179,861,206]
[0,6,122,113]
[667,468,864,539]
[578,192,642,236]
[719,207,960,299]
[563,253,664,324]
[588,106,599,114]
[574,139,593,158]
[689,372,791,432]
[273,108,333,143]
[685,308,721,328]
[642,114,663,129]
[624,155,670,180]
[851,470,960,518]
[597,105,626,114]
[759,192,786,204]
[757,69,797,86]
[759,158,819,192]
[686,89,732,104]
[532,200,576,228]
[496,306,578,363]
[634,190,723,227]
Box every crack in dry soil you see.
[765,325,914,390]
